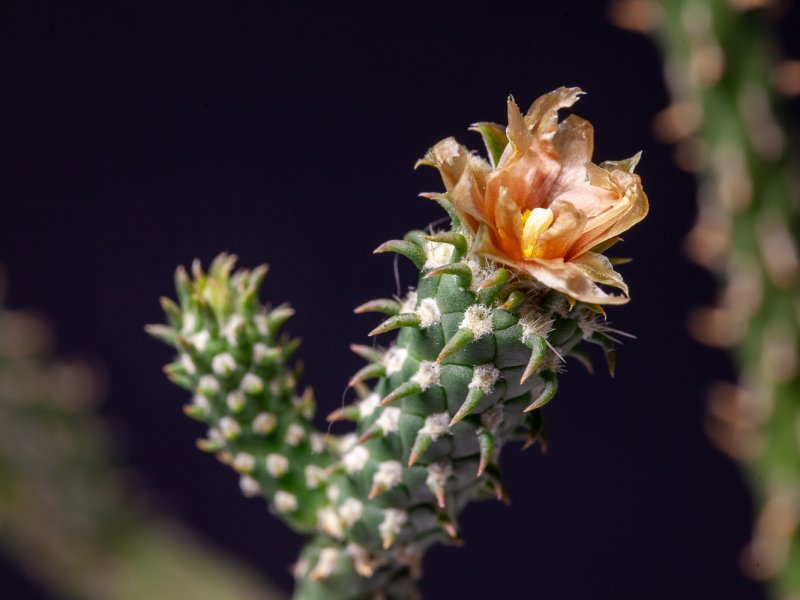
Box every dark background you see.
[2,2,799,599]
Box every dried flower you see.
[421,87,648,304]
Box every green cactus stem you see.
[151,89,647,599]
[611,0,800,595]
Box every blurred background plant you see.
[611,0,800,596]
[0,268,284,600]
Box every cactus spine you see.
[151,90,646,598]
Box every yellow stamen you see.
[521,208,554,257]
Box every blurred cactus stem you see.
[611,0,800,595]
[0,271,284,600]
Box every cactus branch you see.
[611,0,800,594]
[151,88,649,598]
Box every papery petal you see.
[585,162,616,191]
[450,168,487,234]
[599,151,642,174]
[525,87,584,139]
[426,138,492,235]
[470,221,505,259]
[494,186,525,260]
[551,114,594,194]
[521,257,630,305]
[549,181,619,220]
[504,96,534,161]
[488,149,561,213]
[490,93,579,213]
[467,154,492,196]
[532,200,586,259]
[428,138,471,192]
[568,171,649,259]
[590,236,623,254]
[571,251,629,296]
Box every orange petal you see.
[599,151,642,174]
[571,251,629,296]
[427,138,492,235]
[568,171,649,259]
[428,137,471,192]
[532,200,587,259]
[549,180,619,221]
[494,186,525,260]
[521,257,629,305]
[585,162,616,191]
[503,96,534,163]
[551,114,595,195]
[525,87,584,138]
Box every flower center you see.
[520,207,554,258]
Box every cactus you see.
[0,270,283,600]
[610,0,800,596]
[150,87,648,598]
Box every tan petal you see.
[467,154,492,196]
[551,114,595,194]
[501,96,534,164]
[525,87,584,138]
[599,151,642,174]
[426,138,493,235]
[585,162,616,191]
[571,251,629,296]
[549,180,619,220]
[532,200,586,259]
[450,164,488,232]
[521,257,630,305]
[470,221,505,260]
[494,186,525,260]
[428,138,471,192]
[568,171,649,259]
